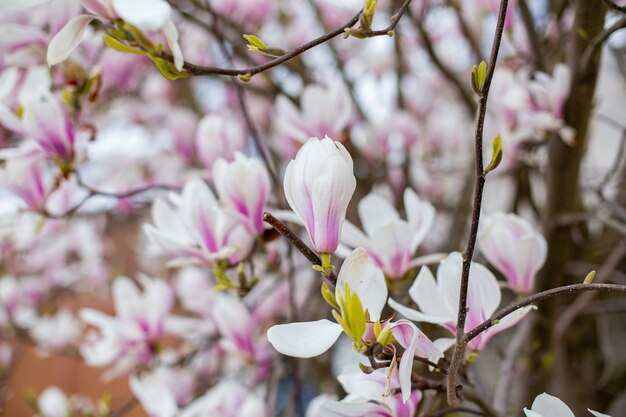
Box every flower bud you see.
[283,136,356,254]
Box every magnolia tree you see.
[0,0,626,416]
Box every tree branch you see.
[464,283,626,343]
[263,212,337,286]
[446,0,509,405]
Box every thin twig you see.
[601,0,626,13]
[464,283,626,343]
[518,0,545,71]
[446,0,510,405]
[263,212,338,285]
[581,15,626,70]
[422,406,487,417]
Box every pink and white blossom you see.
[389,252,535,351]
[213,153,271,235]
[22,93,76,165]
[283,136,356,254]
[79,276,174,376]
[195,113,247,173]
[144,177,255,266]
[479,212,547,294]
[0,143,52,212]
[275,83,353,153]
[320,367,421,417]
[341,188,435,279]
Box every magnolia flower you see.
[212,293,270,365]
[525,63,575,144]
[213,153,271,235]
[275,83,353,150]
[144,177,255,266]
[524,393,612,417]
[341,188,435,279]
[320,368,421,417]
[389,252,535,351]
[267,248,440,402]
[284,136,356,254]
[267,248,388,358]
[79,276,173,376]
[0,143,52,212]
[22,93,76,165]
[195,113,247,173]
[47,0,184,71]
[478,212,547,294]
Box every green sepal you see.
[148,56,190,81]
[102,35,148,55]
[321,282,340,310]
[484,134,503,174]
[471,60,488,94]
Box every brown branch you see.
[581,15,626,70]
[263,212,337,285]
[464,283,626,343]
[174,1,414,80]
[601,0,626,13]
[518,0,546,71]
[446,0,509,405]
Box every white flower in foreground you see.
[479,212,547,294]
[341,188,435,280]
[267,248,440,402]
[284,136,356,254]
[389,252,535,351]
[524,393,612,417]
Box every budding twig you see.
[446,0,509,405]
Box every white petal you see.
[112,0,171,31]
[531,393,575,417]
[162,19,184,71]
[0,0,50,8]
[588,410,612,417]
[388,298,450,324]
[267,319,342,358]
[358,192,399,237]
[410,266,454,320]
[47,14,95,66]
[336,248,387,320]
